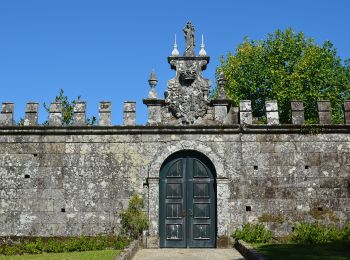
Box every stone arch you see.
[145,140,230,247]
[148,140,225,179]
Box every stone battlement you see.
[1,100,350,126]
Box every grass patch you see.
[252,242,350,260]
[0,249,120,260]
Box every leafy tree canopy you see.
[217,28,350,123]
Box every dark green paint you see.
[159,151,216,248]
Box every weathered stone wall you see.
[0,126,349,239]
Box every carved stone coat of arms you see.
[165,59,210,124]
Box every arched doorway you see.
[159,150,217,248]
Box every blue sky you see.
[1,0,349,124]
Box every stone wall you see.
[0,125,349,239]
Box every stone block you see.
[214,105,228,123]
[265,100,279,125]
[49,102,62,126]
[240,100,252,112]
[1,102,14,126]
[239,100,252,124]
[24,102,38,126]
[291,101,304,125]
[318,101,331,124]
[265,100,278,112]
[124,101,136,112]
[99,101,111,126]
[123,101,136,126]
[73,101,86,126]
[225,106,239,124]
[147,106,161,125]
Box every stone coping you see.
[234,240,266,260]
[0,124,350,135]
[115,240,141,260]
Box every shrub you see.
[291,222,344,244]
[120,194,149,239]
[44,238,66,253]
[23,238,44,254]
[3,244,23,255]
[114,236,129,250]
[342,222,350,241]
[232,223,272,243]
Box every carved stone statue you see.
[183,22,195,57]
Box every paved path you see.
[133,248,244,260]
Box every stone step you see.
[132,248,244,260]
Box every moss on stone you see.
[309,207,340,222]
[258,213,284,224]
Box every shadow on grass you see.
[255,242,350,260]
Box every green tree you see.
[217,28,350,123]
[43,89,96,125]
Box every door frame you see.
[158,150,217,248]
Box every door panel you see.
[160,153,216,248]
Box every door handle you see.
[188,209,193,216]
[181,210,187,217]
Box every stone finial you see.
[217,71,227,99]
[291,101,304,125]
[183,21,195,57]
[171,34,179,57]
[265,100,279,125]
[1,102,14,126]
[49,102,62,126]
[148,69,158,99]
[24,102,38,126]
[99,101,111,126]
[317,100,331,124]
[73,101,86,126]
[123,101,136,126]
[344,101,350,124]
[199,34,207,57]
[239,100,252,124]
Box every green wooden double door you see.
[159,152,216,248]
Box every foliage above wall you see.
[217,28,350,123]
[43,89,96,125]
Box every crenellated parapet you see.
[1,99,350,127]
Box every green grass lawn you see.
[0,250,120,260]
[252,242,350,260]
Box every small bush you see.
[44,238,66,253]
[120,194,149,239]
[114,236,129,250]
[342,222,350,241]
[291,222,344,244]
[23,238,44,254]
[232,223,272,243]
[3,244,23,255]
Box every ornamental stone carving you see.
[165,22,211,124]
